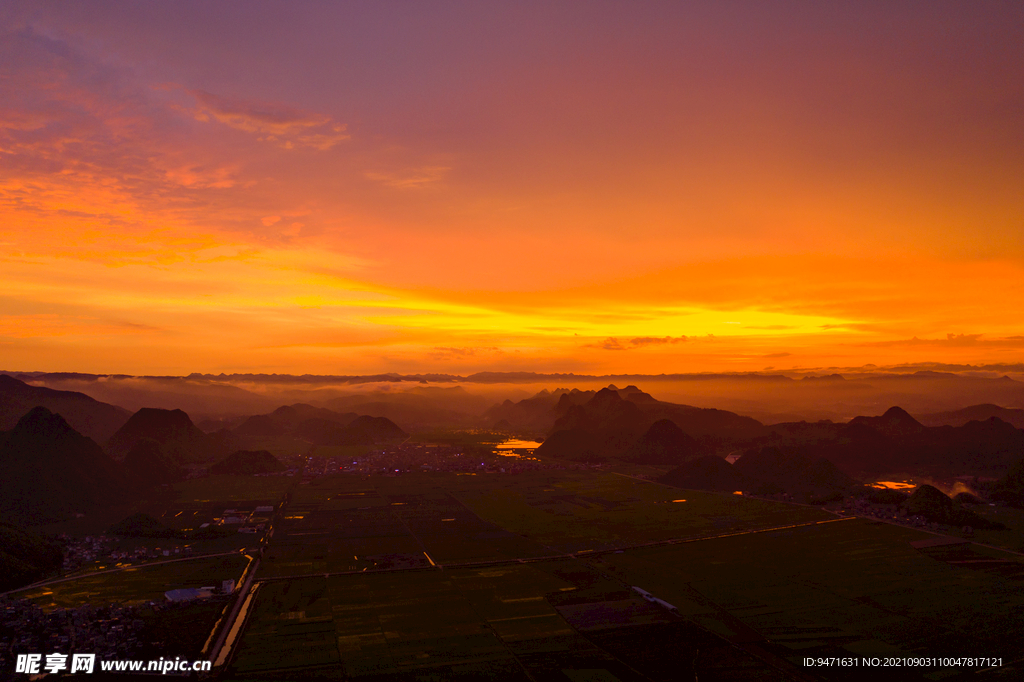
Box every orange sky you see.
[1,2,1023,375]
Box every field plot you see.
[173,474,294,502]
[13,553,249,608]
[590,518,1024,678]
[261,475,559,579]
[232,559,788,681]
[451,471,830,553]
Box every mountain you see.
[327,415,408,445]
[234,403,358,438]
[917,404,1024,429]
[107,408,220,464]
[847,406,926,438]
[755,409,1024,478]
[326,386,489,429]
[732,447,855,497]
[0,374,131,443]
[658,455,746,492]
[209,450,286,475]
[483,389,570,432]
[0,407,128,522]
[0,521,63,591]
[533,429,606,462]
[540,386,764,461]
[621,419,707,465]
[903,484,1003,529]
[232,401,360,444]
[123,438,187,486]
[991,456,1024,506]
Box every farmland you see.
[13,553,250,609]
[222,470,1024,680]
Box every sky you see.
[1,1,1022,375]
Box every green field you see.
[233,560,781,680]
[173,474,296,502]
[591,517,1024,678]
[451,471,831,553]
[13,553,250,608]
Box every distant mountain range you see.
[760,407,1024,478]
[916,404,1024,429]
[222,403,407,450]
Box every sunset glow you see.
[2,2,1022,374]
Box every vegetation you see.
[0,521,63,591]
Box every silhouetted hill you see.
[918,404,1024,429]
[543,385,764,461]
[0,521,63,591]
[847,406,925,437]
[483,389,569,432]
[209,450,285,475]
[658,455,746,492]
[904,484,1003,529]
[326,386,488,429]
[755,409,1024,478]
[621,419,707,464]
[234,404,358,438]
[228,404,358,449]
[123,438,187,486]
[732,447,855,497]
[330,415,407,445]
[991,455,1024,506]
[0,407,127,522]
[534,429,606,462]
[109,512,179,538]
[0,374,130,443]
[107,408,219,464]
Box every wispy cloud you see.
[188,89,349,150]
[364,166,450,188]
[861,333,1024,348]
[629,335,688,347]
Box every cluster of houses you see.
[211,505,274,534]
[0,600,145,669]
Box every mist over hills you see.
[0,374,130,442]
[8,367,1023,427]
[1,369,1023,508]
[218,404,407,452]
[918,404,1024,429]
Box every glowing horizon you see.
[2,3,1022,375]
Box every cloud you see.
[364,166,450,188]
[429,346,500,359]
[862,334,1024,348]
[762,352,792,358]
[188,89,349,150]
[584,337,626,350]
[629,335,688,347]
